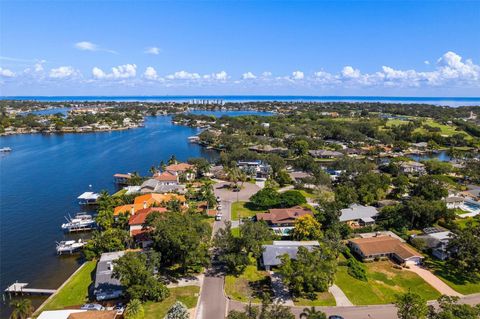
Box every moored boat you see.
[0,147,12,152]
[56,239,86,255]
[61,213,96,232]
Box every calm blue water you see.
[409,151,451,162]
[3,95,480,107]
[0,110,268,317]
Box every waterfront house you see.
[114,203,145,216]
[154,171,179,185]
[165,162,196,181]
[308,149,343,159]
[140,178,186,194]
[133,193,187,207]
[94,251,125,301]
[128,207,167,234]
[399,161,426,175]
[261,241,320,270]
[348,235,423,265]
[339,204,379,227]
[256,206,313,236]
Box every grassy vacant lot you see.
[144,286,200,319]
[225,265,272,303]
[40,261,96,311]
[426,259,480,295]
[293,292,336,307]
[231,201,263,221]
[335,261,441,305]
[415,119,472,139]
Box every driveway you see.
[328,284,353,307]
[213,181,260,202]
[270,272,294,306]
[407,265,463,297]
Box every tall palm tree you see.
[300,306,327,319]
[9,299,33,319]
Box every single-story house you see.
[140,178,186,194]
[339,204,379,227]
[237,160,271,178]
[348,236,423,265]
[288,171,313,184]
[308,149,343,159]
[256,206,313,236]
[261,241,319,270]
[248,145,288,155]
[94,251,125,301]
[67,311,117,319]
[37,310,86,319]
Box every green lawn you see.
[335,261,441,305]
[425,259,480,295]
[414,119,472,140]
[40,261,96,311]
[293,292,336,307]
[455,217,479,229]
[298,190,315,199]
[144,286,200,319]
[385,119,410,127]
[225,265,272,303]
[231,201,263,221]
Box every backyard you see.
[225,265,272,303]
[335,260,441,305]
[144,286,200,319]
[39,261,96,312]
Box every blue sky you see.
[1,0,479,96]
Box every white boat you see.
[56,239,86,255]
[61,213,96,232]
[77,191,100,205]
[0,147,12,152]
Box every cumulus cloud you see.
[143,66,158,80]
[292,70,304,80]
[49,66,79,79]
[145,47,161,55]
[166,70,201,80]
[92,64,137,80]
[341,66,361,78]
[242,71,256,80]
[204,71,228,81]
[0,67,15,77]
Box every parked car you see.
[215,212,223,221]
[328,316,344,319]
[115,303,125,315]
[81,303,104,311]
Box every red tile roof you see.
[165,163,194,172]
[256,206,313,225]
[128,207,167,225]
[154,171,179,182]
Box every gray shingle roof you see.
[94,251,125,293]
[262,241,319,267]
[339,204,378,222]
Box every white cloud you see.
[424,60,430,65]
[341,66,361,78]
[0,67,15,77]
[49,66,79,79]
[242,71,256,80]
[145,47,161,55]
[261,71,272,78]
[166,70,201,80]
[75,41,98,51]
[204,71,228,81]
[92,64,137,80]
[292,70,304,80]
[144,66,158,80]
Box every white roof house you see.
[339,204,379,223]
[37,310,86,319]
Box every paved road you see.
[196,181,259,319]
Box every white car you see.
[215,213,223,221]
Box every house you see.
[68,311,118,319]
[339,204,379,227]
[261,241,320,270]
[445,196,465,209]
[413,229,452,260]
[308,149,343,159]
[94,251,125,301]
[249,145,288,155]
[237,160,271,178]
[348,235,423,265]
[37,310,86,319]
[140,178,186,194]
[399,161,426,175]
[288,171,313,184]
[128,207,167,235]
[165,162,196,181]
[153,171,179,185]
[256,206,313,236]
[133,193,187,207]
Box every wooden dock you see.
[4,282,56,295]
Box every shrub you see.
[347,258,367,281]
[166,301,190,319]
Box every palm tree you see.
[9,299,33,319]
[149,165,158,175]
[124,299,144,319]
[300,306,327,319]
